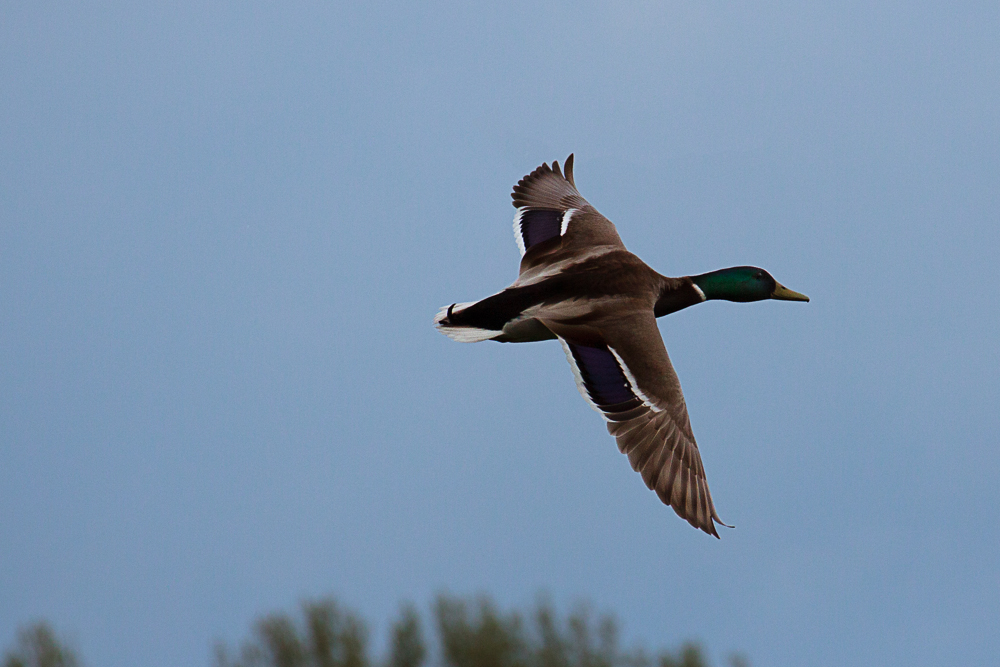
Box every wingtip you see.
[510,155,584,208]
[698,518,723,538]
[703,519,733,539]
[713,509,734,530]
[698,511,733,538]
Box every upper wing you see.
[556,312,727,537]
[511,155,625,265]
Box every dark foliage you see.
[2,623,78,667]
[215,599,368,667]
[390,604,426,667]
[214,594,745,667]
[4,595,748,667]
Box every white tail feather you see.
[434,303,502,343]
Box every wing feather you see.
[556,313,728,537]
[510,156,625,268]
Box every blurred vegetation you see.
[3,595,748,667]
[214,594,748,667]
[2,623,78,667]
[214,598,369,667]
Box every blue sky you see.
[2,2,998,666]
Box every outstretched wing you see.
[511,155,625,267]
[555,312,727,537]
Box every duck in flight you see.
[434,155,808,537]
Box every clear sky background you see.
[2,2,998,666]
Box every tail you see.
[434,286,547,343]
[434,302,504,343]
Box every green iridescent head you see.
[692,266,809,303]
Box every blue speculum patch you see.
[568,343,635,406]
[520,209,563,249]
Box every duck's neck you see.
[653,276,708,317]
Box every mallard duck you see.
[434,155,808,537]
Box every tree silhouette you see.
[2,623,78,667]
[215,599,368,667]
[389,604,426,667]
[435,595,525,667]
[213,594,737,667]
[4,595,747,667]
